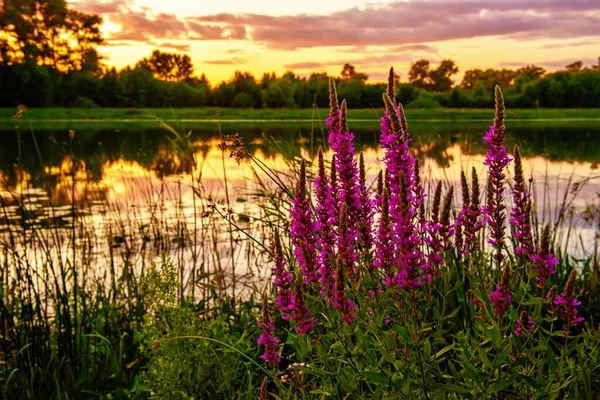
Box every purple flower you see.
[332,204,356,323]
[315,148,337,298]
[531,225,557,288]
[489,285,512,318]
[376,187,396,285]
[258,297,281,368]
[357,153,374,259]
[510,144,534,257]
[482,87,512,263]
[290,159,319,283]
[292,274,317,335]
[489,264,511,317]
[271,231,294,320]
[554,293,585,328]
[514,310,535,336]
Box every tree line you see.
[1,0,600,109]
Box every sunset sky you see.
[68,0,600,85]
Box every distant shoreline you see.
[2,107,599,128]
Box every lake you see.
[1,119,599,299]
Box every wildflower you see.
[482,86,512,263]
[394,172,426,290]
[357,153,374,258]
[455,170,470,255]
[376,188,396,286]
[271,230,294,319]
[424,181,445,277]
[554,270,585,329]
[531,225,557,287]
[290,159,319,283]
[438,187,454,251]
[314,148,337,297]
[292,274,317,335]
[332,204,356,323]
[514,310,535,336]
[510,144,534,257]
[327,82,361,234]
[489,263,512,317]
[258,296,281,368]
[464,167,482,256]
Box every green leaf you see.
[363,371,390,385]
[433,383,469,394]
[519,374,546,396]
[444,306,461,320]
[435,344,454,359]
[423,340,432,358]
[478,347,494,369]
[340,367,358,393]
[546,347,557,373]
[384,332,397,350]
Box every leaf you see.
[384,332,397,350]
[363,371,390,385]
[433,383,470,394]
[519,374,546,396]
[423,340,432,358]
[435,344,454,359]
[340,367,358,393]
[546,347,557,373]
[444,306,461,320]
[478,347,494,369]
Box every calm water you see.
[1,120,599,296]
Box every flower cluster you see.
[258,296,281,368]
[482,86,512,263]
[514,310,535,336]
[490,264,512,318]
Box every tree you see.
[565,61,583,72]
[0,0,104,71]
[136,50,194,82]
[341,63,368,82]
[515,65,546,82]
[429,59,458,92]
[408,59,431,89]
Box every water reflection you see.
[0,120,598,297]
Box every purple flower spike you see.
[531,225,557,288]
[489,264,512,317]
[510,144,534,257]
[258,296,281,368]
[482,86,512,263]
[290,159,319,283]
[554,270,585,330]
[271,230,294,320]
[332,204,356,323]
[514,310,535,336]
[554,294,585,328]
[376,187,396,286]
[292,274,317,335]
[315,148,337,298]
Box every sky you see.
[68,0,600,85]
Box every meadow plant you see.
[257,69,597,398]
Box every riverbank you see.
[2,107,600,126]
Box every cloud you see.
[189,1,600,50]
[157,42,191,52]
[203,57,248,65]
[283,62,327,69]
[498,57,599,69]
[70,0,600,53]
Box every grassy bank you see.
[2,107,600,125]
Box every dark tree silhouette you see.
[0,0,104,71]
[136,50,195,82]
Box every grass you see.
[1,107,600,127]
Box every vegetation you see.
[1,67,599,398]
